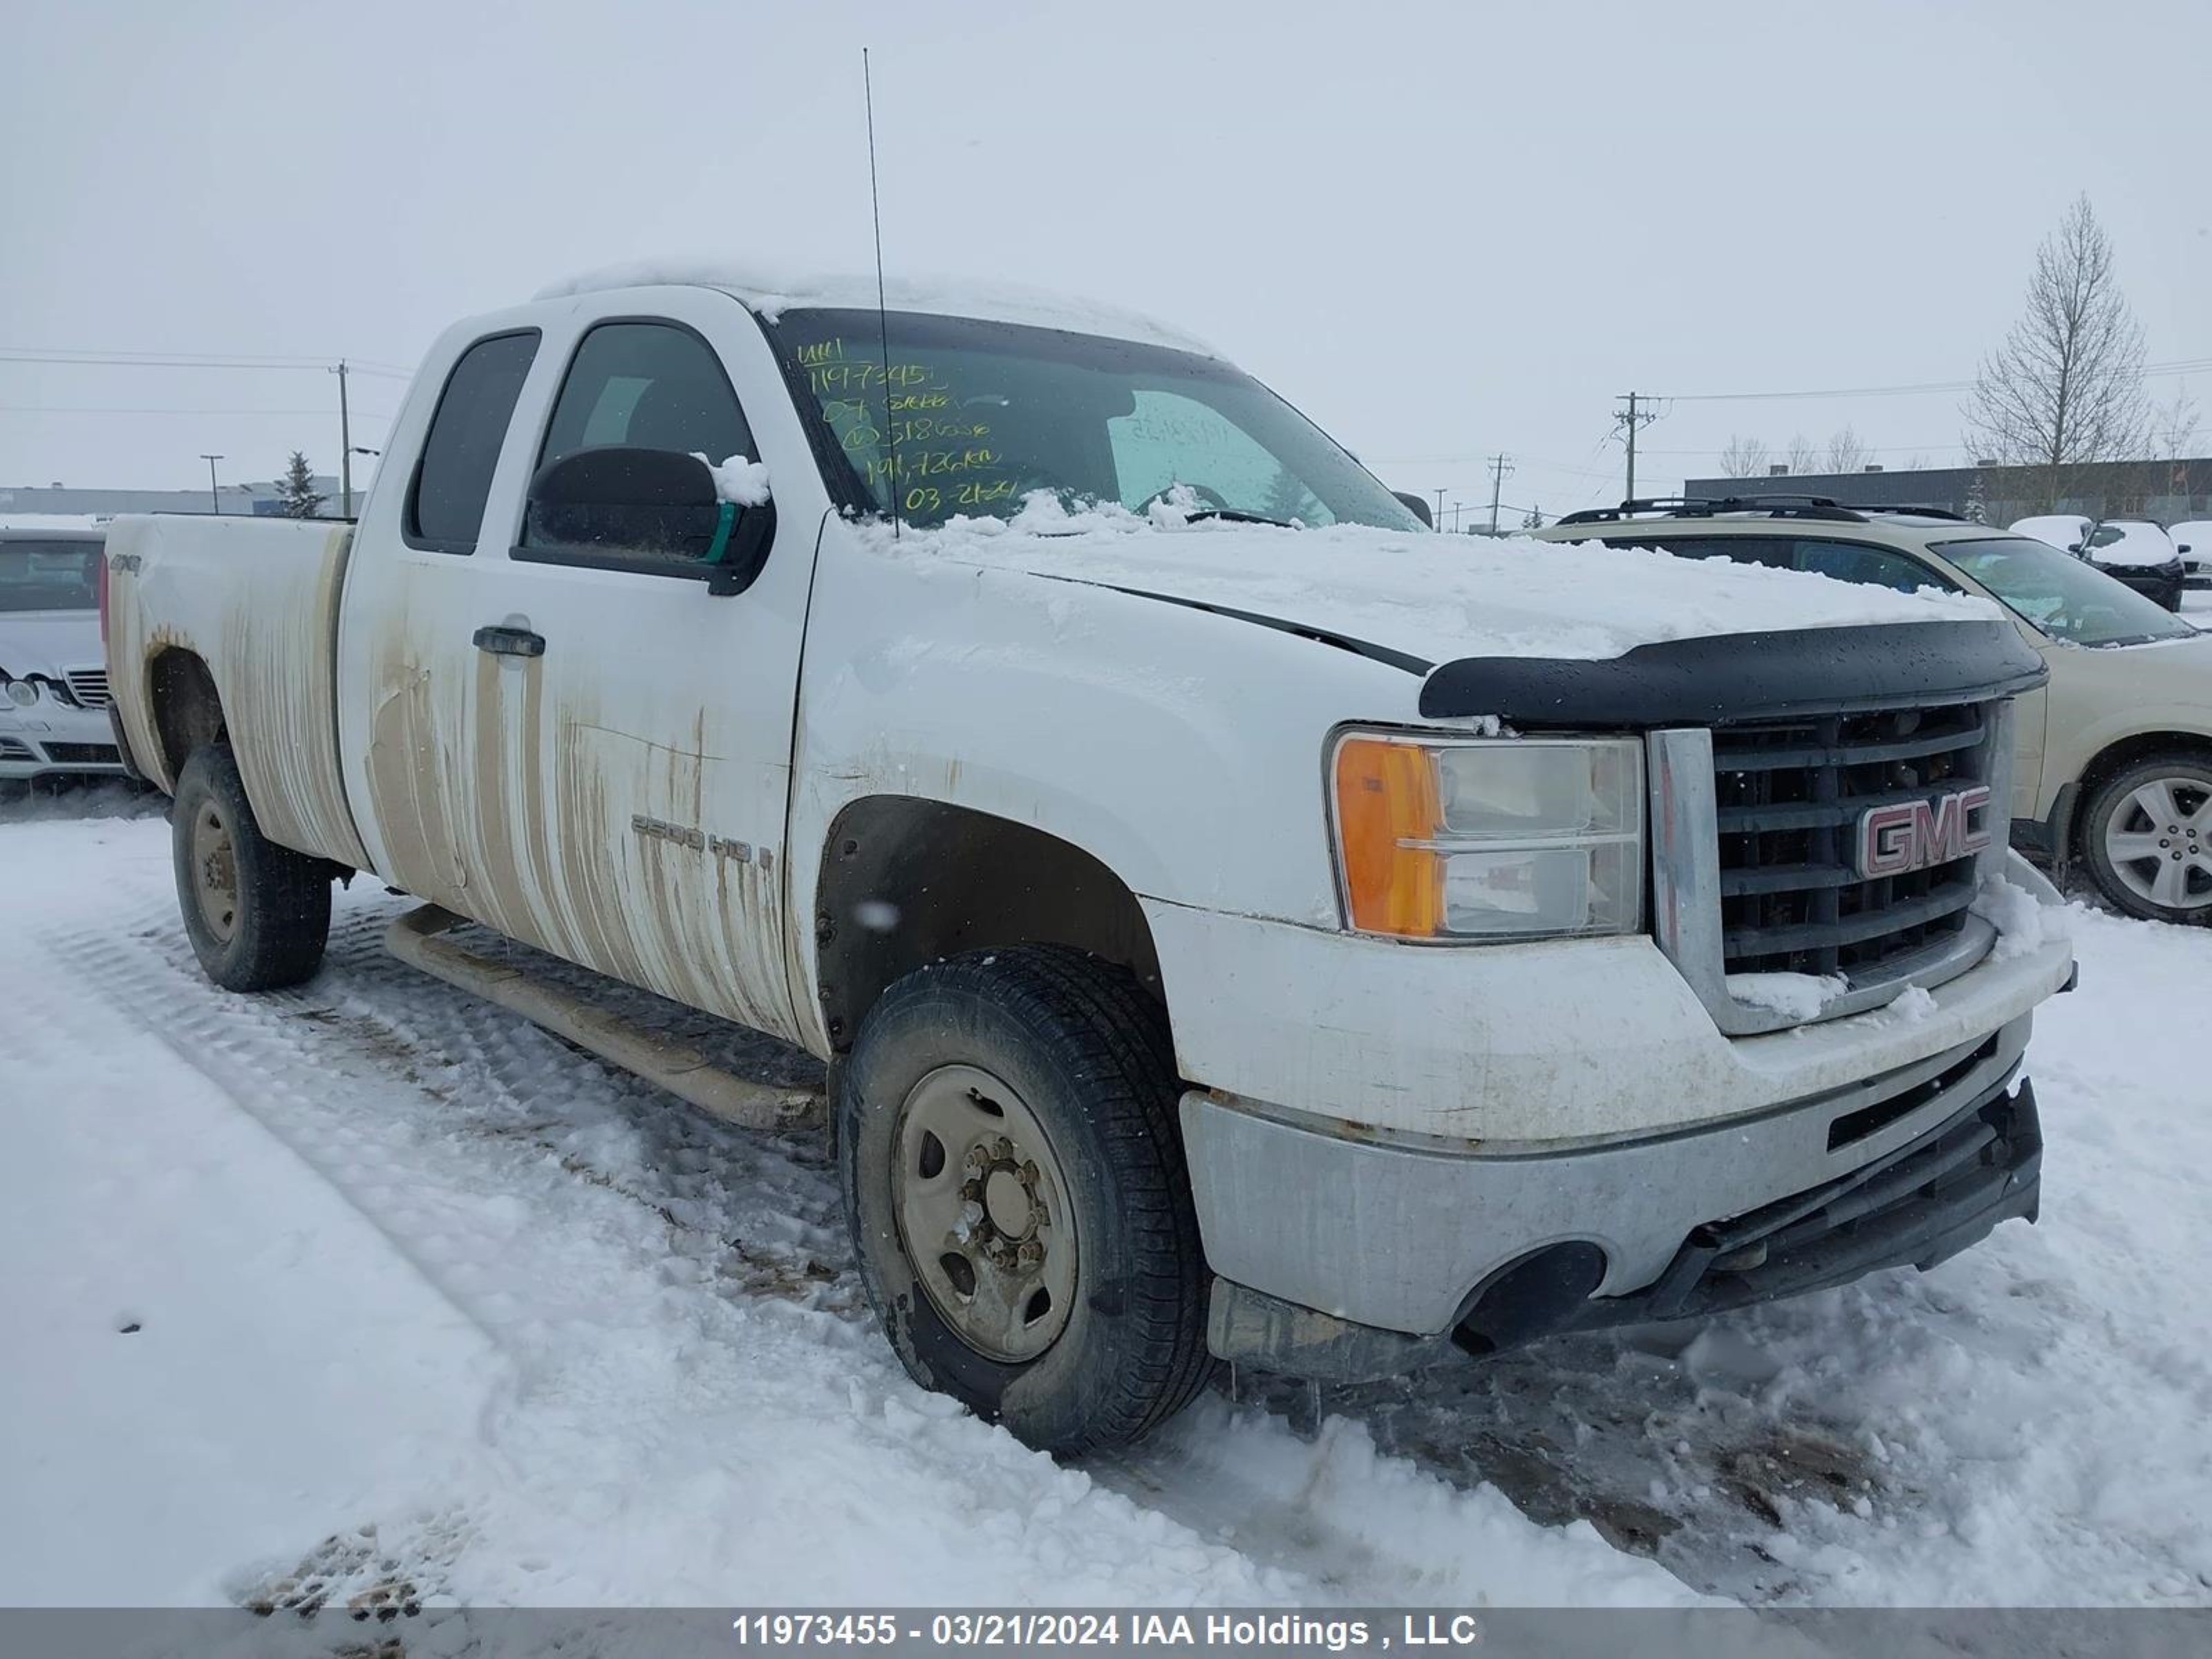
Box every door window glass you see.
[1792,540,1952,593]
[406,330,539,552]
[538,322,753,472]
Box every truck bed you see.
[106,515,371,872]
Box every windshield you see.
[0,541,102,612]
[764,308,1424,533]
[1934,536,2192,646]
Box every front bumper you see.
[1186,1009,2038,1346]
[1203,1065,2041,1380]
[0,697,125,779]
[2094,561,2186,610]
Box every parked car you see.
[2009,514,2186,611]
[102,272,2071,1452]
[2169,520,2211,591]
[0,527,125,781]
[1536,497,2212,923]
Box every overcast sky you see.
[5,0,2207,519]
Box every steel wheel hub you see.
[2103,776,2212,912]
[191,804,241,942]
[892,1064,1078,1363]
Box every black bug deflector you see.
[1418,621,2047,728]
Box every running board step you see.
[384,903,823,1132]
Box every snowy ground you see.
[1,785,2208,1611]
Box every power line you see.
[0,348,414,378]
[1661,354,2212,404]
[0,404,392,419]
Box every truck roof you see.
[534,260,1219,357]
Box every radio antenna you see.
[863,47,899,538]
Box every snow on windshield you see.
[867,495,2003,664]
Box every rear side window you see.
[1606,535,1792,569]
[1792,539,1953,594]
[406,330,540,552]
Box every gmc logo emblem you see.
[1856,786,1994,877]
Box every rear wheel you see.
[171,743,332,989]
[838,946,1212,1455]
[2081,753,2212,924]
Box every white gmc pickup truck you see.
[104,265,2076,1454]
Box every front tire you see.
[838,946,1212,1455]
[172,743,332,990]
[2080,753,2212,924]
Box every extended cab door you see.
[337,290,818,1045]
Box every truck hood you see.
[883,503,2002,668]
[0,608,101,679]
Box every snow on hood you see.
[0,608,102,679]
[535,259,1215,356]
[870,496,2000,664]
[2085,521,2180,569]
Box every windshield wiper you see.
[1182,508,1300,529]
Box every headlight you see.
[3,677,37,708]
[1330,731,1644,940]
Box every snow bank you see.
[869,496,2003,665]
[537,260,1215,355]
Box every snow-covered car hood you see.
[2084,522,2180,570]
[0,608,102,679]
[877,502,2000,666]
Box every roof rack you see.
[1555,495,1868,527]
[1850,503,1970,522]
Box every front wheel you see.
[172,743,333,990]
[838,946,1212,1455]
[2080,753,2212,924]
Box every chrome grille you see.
[1712,702,1992,978]
[64,668,110,709]
[1647,700,2014,1036]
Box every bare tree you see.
[1719,434,1770,478]
[1962,195,2150,495]
[1825,426,1873,473]
[1784,433,1821,476]
[2154,384,2200,460]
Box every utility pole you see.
[1486,453,1515,535]
[1432,487,1446,530]
[200,453,224,514]
[1613,393,1662,503]
[332,359,353,517]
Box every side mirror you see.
[525,446,774,596]
[2065,542,2084,555]
[2179,543,2193,556]
[1392,490,1434,529]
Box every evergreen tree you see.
[1965,471,1989,525]
[276,451,326,518]
[1521,505,1543,529]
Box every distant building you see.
[0,475,352,520]
[1680,458,2212,526]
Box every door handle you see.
[473,624,545,658]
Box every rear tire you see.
[2080,752,2212,924]
[839,946,1213,1455]
[172,743,332,990]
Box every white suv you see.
[1535,497,2212,924]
